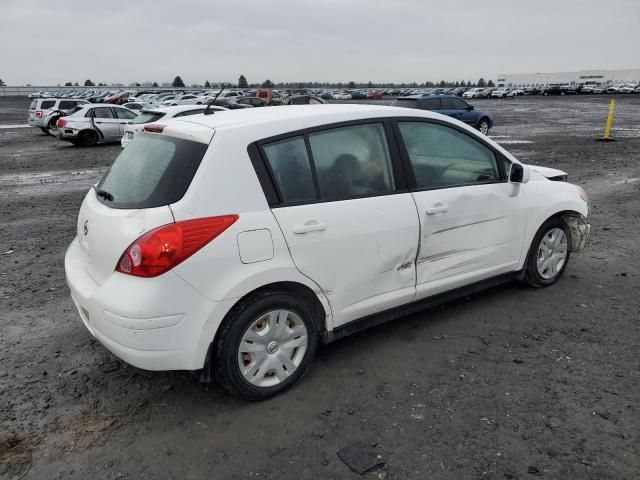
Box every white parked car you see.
[28,98,89,133]
[491,89,509,98]
[162,94,208,106]
[619,84,637,94]
[121,105,227,148]
[462,88,484,99]
[65,105,590,399]
[332,91,352,100]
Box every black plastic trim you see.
[320,271,519,343]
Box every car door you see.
[258,121,419,327]
[439,97,473,124]
[394,120,528,299]
[91,107,121,140]
[113,107,138,136]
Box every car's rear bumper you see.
[64,237,230,371]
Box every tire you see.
[477,118,490,135]
[523,219,571,288]
[40,127,50,135]
[214,291,319,400]
[77,130,98,147]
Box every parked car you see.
[619,84,637,94]
[507,89,525,98]
[392,95,494,134]
[209,98,254,110]
[281,95,326,105]
[64,104,590,399]
[491,89,509,98]
[121,105,227,148]
[28,98,90,133]
[462,88,484,99]
[350,90,367,100]
[162,94,207,106]
[332,91,352,100]
[255,89,283,106]
[367,91,384,100]
[53,104,138,146]
[235,97,268,108]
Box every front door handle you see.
[293,221,326,234]
[426,204,448,215]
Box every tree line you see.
[46,75,495,90]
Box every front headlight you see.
[577,186,589,203]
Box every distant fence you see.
[0,86,179,97]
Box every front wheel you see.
[214,291,318,400]
[523,219,570,287]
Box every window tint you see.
[93,107,114,119]
[398,122,499,189]
[441,97,468,110]
[40,100,55,109]
[263,137,316,203]
[96,135,207,209]
[114,108,137,120]
[309,123,395,199]
[58,100,76,109]
[418,98,440,110]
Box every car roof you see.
[178,104,443,131]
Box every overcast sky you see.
[1,0,638,86]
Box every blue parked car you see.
[392,95,494,135]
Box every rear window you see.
[30,100,37,110]
[391,99,418,109]
[132,111,166,124]
[95,135,207,209]
[40,100,56,109]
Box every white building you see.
[496,69,640,88]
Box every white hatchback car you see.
[65,105,590,399]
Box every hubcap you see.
[479,121,489,135]
[238,310,308,388]
[536,227,568,280]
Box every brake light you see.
[35,111,42,118]
[144,124,165,133]
[116,215,239,277]
[57,119,67,128]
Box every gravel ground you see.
[0,95,639,479]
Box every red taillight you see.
[35,111,42,118]
[144,124,165,133]
[116,215,239,278]
[57,119,67,128]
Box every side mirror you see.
[509,163,530,183]
[466,105,474,111]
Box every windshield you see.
[95,134,208,209]
[131,111,166,124]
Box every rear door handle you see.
[293,221,326,234]
[426,204,448,215]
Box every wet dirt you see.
[0,95,639,479]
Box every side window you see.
[58,100,75,109]
[114,108,137,120]
[398,122,499,189]
[40,100,56,109]
[93,107,115,119]
[263,136,316,203]
[418,98,440,110]
[441,97,467,110]
[309,123,395,199]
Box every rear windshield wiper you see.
[96,188,113,201]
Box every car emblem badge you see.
[83,220,89,236]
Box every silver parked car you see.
[53,104,138,146]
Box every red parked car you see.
[367,90,383,100]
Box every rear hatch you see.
[76,124,213,285]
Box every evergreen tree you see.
[84,79,94,86]
[477,78,486,88]
[172,76,185,88]
[204,80,211,88]
[238,75,248,88]
[487,80,496,87]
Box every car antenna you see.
[204,84,226,115]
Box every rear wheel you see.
[77,130,98,147]
[478,118,490,135]
[40,127,50,135]
[214,291,318,400]
[523,219,570,287]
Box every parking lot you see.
[1,95,639,479]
